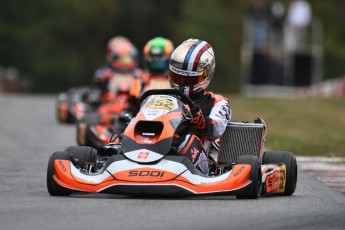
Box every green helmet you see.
[144,37,174,75]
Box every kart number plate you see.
[144,97,176,110]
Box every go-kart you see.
[76,76,171,148]
[56,87,100,123]
[47,89,297,198]
[76,91,131,148]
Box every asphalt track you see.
[0,94,345,230]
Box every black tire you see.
[235,155,262,199]
[56,101,72,124]
[64,146,97,167]
[47,151,72,196]
[262,151,297,196]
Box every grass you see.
[225,95,345,157]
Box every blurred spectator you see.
[270,1,285,47]
[268,1,286,85]
[244,0,271,85]
[283,0,312,85]
[246,0,271,51]
[284,0,312,53]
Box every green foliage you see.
[173,0,248,93]
[0,0,120,92]
[0,0,344,92]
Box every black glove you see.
[191,106,206,129]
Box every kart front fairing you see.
[53,154,253,195]
[121,94,186,163]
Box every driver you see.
[168,38,231,174]
[94,36,145,102]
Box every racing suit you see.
[94,64,147,103]
[177,90,231,174]
[94,64,116,98]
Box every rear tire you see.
[262,151,297,196]
[76,114,102,147]
[47,151,72,196]
[235,155,262,199]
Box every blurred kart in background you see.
[47,89,297,198]
[76,91,131,148]
[76,73,135,148]
[76,74,172,149]
[56,87,101,124]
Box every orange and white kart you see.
[47,89,297,198]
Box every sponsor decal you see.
[218,105,230,120]
[266,170,280,192]
[143,138,153,143]
[137,151,150,159]
[234,165,245,177]
[277,165,286,193]
[265,165,286,193]
[169,64,202,76]
[128,170,166,177]
[58,160,66,172]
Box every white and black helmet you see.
[168,38,215,96]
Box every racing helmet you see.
[168,38,215,97]
[106,36,138,72]
[143,37,174,75]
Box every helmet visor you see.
[169,69,206,87]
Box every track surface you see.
[1,94,345,230]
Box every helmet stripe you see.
[182,40,203,70]
[192,43,211,71]
[186,41,208,70]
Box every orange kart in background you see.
[76,73,135,148]
[76,74,171,149]
[56,87,101,123]
[47,89,297,198]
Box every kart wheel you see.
[76,114,101,147]
[262,151,297,196]
[56,102,68,123]
[235,155,262,199]
[47,151,72,196]
[64,146,97,168]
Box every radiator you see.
[218,121,266,164]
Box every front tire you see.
[47,151,72,196]
[262,151,297,196]
[64,146,97,168]
[235,155,262,199]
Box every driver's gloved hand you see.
[128,95,139,107]
[191,106,206,129]
[119,112,133,123]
